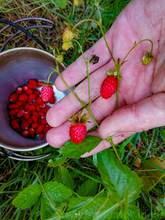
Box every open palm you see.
[46,0,165,157]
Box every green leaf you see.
[58,166,74,191]
[43,181,72,204]
[52,0,68,9]
[41,181,72,219]
[60,136,102,158]
[77,179,98,196]
[48,136,102,167]
[156,197,165,217]
[60,195,118,220]
[48,156,68,167]
[97,149,142,203]
[12,183,42,209]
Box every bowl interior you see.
[0,48,66,151]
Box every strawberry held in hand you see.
[41,85,54,102]
[100,75,118,99]
[69,111,90,144]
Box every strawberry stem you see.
[47,70,55,85]
[115,59,120,110]
[74,40,93,107]
[121,39,154,65]
[106,136,122,164]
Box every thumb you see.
[99,93,165,140]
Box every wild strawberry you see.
[69,111,90,144]
[21,121,29,130]
[9,109,19,116]
[39,133,45,139]
[41,85,54,102]
[17,109,25,118]
[9,93,18,102]
[9,104,19,109]
[48,95,56,104]
[36,125,44,135]
[28,79,38,88]
[26,88,33,94]
[19,94,28,102]
[22,130,29,137]
[11,119,19,129]
[16,87,23,94]
[69,124,87,144]
[62,41,73,51]
[100,76,118,99]
[62,27,75,42]
[142,51,156,65]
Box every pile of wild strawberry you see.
[8,79,55,139]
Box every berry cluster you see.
[8,79,55,139]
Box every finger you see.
[55,32,113,91]
[99,93,165,139]
[47,60,116,127]
[152,58,165,94]
[81,129,135,158]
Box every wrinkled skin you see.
[46,0,165,157]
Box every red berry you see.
[9,104,19,109]
[24,111,30,119]
[21,121,29,130]
[43,125,49,134]
[45,105,51,110]
[16,87,23,94]
[28,79,38,89]
[22,130,29,137]
[41,86,54,102]
[40,103,45,108]
[29,94,36,101]
[17,109,25,118]
[39,112,45,116]
[22,85,28,91]
[27,83,33,89]
[32,122,38,129]
[26,88,33,94]
[32,111,40,117]
[48,95,56,104]
[32,115,38,123]
[15,101,23,106]
[36,105,41,112]
[29,127,35,135]
[19,94,28,102]
[36,97,43,104]
[33,89,41,96]
[100,76,118,99]
[11,119,19,129]
[39,133,45,139]
[9,93,18,102]
[9,109,19,116]
[28,117,33,125]
[69,124,87,144]
[28,104,35,111]
[39,117,47,125]
[36,125,44,135]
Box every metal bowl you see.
[0,47,67,152]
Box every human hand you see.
[46,0,165,157]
